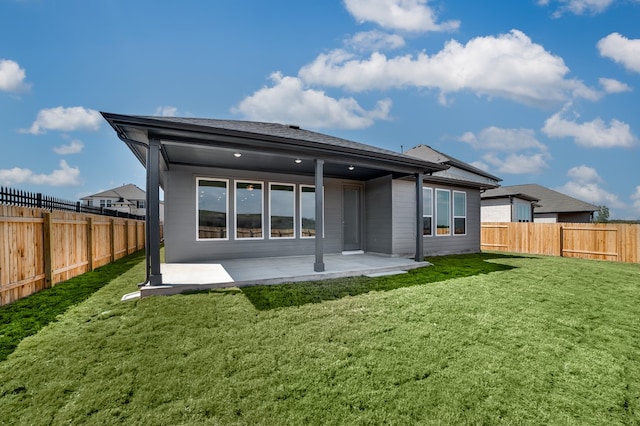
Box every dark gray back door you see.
[343,185,362,251]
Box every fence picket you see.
[0,205,146,306]
[481,222,639,263]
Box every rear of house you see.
[102,113,501,284]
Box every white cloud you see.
[598,33,640,73]
[459,127,547,152]
[558,166,640,218]
[53,139,84,155]
[540,0,615,16]
[0,160,81,186]
[566,165,603,183]
[557,181,625,208]
[154,106,179,117]
[555,165,625,211]
[0,59,30,93]
[233,72,392,129]
[299,30,597,106]
[542,106,637,148]
[599,77,632,93]
[343,0,459,32]
[346,30,406,52]
[458,126,549,174]
[482,152,550,174]
[23,106,101,135]
[470,160,491,172]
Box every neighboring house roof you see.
[81,184,146,205]
[101,113,449,181]
[482,184,598,214]
[404,144,501,189]
[480,186,539,203]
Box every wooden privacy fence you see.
[0,205,145,306]
[481,222,640,263]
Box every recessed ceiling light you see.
[295,158,302,164]
[233,152,242,158]
[348,165,355,171]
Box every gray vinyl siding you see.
[391,180,417,257]
[164,165,349,263]
[365,175,393,254]
[391,180,481,257]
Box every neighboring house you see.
[480,187,539,222]
[81,183,165,222]
[101,113,501,285]
[481,184,598,223]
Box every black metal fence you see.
[0,186,145,220]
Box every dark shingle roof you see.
[482,184,598,213]
[405,144,501,181]
[480,186,539,202]
[140,116,424,163]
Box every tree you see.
[595,205,609,223]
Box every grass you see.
[242,253,520,310]
[0,249,145,362]
[0,252,639,425]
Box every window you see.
[197,179,228,240]
[270,183,295,238]
[515,202,531,222]
[236,181,263,239]
[300,185,316,238]
[453,191,467,235]
[137,200,145,209]
[422,186,433,236]
[99,199,112,208]
[436,189,451,236]
[86,200,93,207]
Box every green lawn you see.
[1,253,639,425]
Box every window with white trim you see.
[270,183,295,238]
[300,185,316,238]
[235,181,263,239]
[436,189,451,236]
[453,191,466,235]
[197,178,228,240]
[422,186,433,236]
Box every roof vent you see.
[288,124,300,130]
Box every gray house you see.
[102,113,500,286]
[481,184,598,223]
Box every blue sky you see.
[1,0,639,218]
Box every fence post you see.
[43,212,54,288]
[110,218,116,262]
[559,225,564,257]
[124,219,129,255]
[134,221,138,250]
[87,216,94,271]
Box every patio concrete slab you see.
[137,253,430,299]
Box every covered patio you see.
[123,252,430,299]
